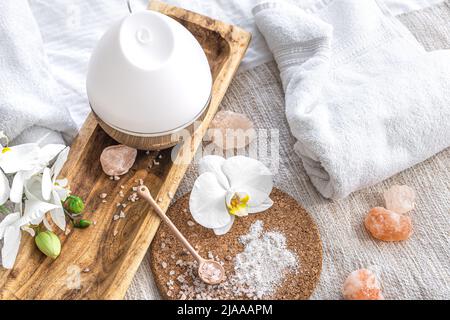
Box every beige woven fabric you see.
[125,2,450,300]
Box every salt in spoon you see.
[137,185,225,285]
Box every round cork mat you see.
[150,188,322,300]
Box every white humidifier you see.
[86,10,212,150]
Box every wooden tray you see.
[0,1,251,300]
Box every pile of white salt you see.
[174,220,298,299]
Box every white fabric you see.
[163,0,444,71]
[0,0,76,145]
[25,0,443,129]
[253,0,450,199]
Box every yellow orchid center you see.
[227,192,250,217]
[1,147,11,154]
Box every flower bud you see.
[63,195,84,214]
[74,219,92,229]
[35,231,61,259]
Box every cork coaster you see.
[150,188,322,300]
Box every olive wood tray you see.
[0,1,251,300]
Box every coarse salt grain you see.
[99,193,107,199]
[187,220,195,227]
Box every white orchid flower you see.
[26,147,70,230]
[189,155,273,235]
[6,144,66,203]
[0,198,58,269]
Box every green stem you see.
[0,204,10,215]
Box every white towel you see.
[0,0,76,145]
[254,0,450,199]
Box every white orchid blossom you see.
[0,131,70,269]
[5,144,66,203]
[25,147,70,230]
[189,155,273,235]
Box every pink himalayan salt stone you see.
[383,185,416,214]
[100,144,137,176]
[342,269,384,300]
[365,207,412,242]
[208,110,255,150]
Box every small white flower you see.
[26,147,70,230]
[189,155,273,235]
[6,144,66,203]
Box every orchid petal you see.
[222,156,273,206]
[10,172,25,203]
[21,225,36,237]
[23,199,58,226]
[51,147,70,181]
[248,198,274,214]
[49,190,66,230]
[10,167,43,203]
[213,215,235,235]
[55,178,68,188]
[0,170,10,205]
[41,168,52,201]
[24,175,44,201]
[0,212,21,240]
[38,144,66,166]
[198,155,230,190]
[189,172,231,229]
[0,144,40,174]
[1,225,22,269]
[42,216,53,232]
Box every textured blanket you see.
[126,1,450,300]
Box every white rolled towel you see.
[0,0,76,145]
[254,0,450,199]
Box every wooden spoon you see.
[138,185,225,285]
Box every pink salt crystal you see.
[100,145,137,176]
[365,207,412,242]
[342,269,384,300]
[199,261,224,284]
[383,185,416,214]
[208,110,255,150]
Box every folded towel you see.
[254,0,450,199]
[0,0,76,145]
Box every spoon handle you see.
[138,186,203,263]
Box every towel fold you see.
[254,0,450,199]
[0,0,76,145]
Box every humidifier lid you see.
[86,10,212,136]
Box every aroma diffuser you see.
[86,10,212,150]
